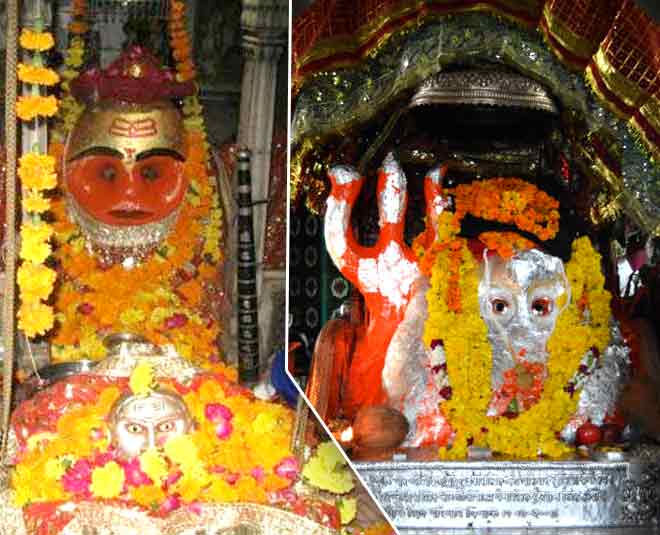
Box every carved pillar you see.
[237,0,287,360]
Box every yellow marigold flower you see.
[18,301,54,337]
[130,484,165,508]
[172,474,205,503]
[18,262,56,302]
[139,448,168,484]
[129,360,155,396]
[90,461,124,499]
[251,412,277,435]
[65,48,84,68]
[16,95,59,121]
[23,190,51,213]
[339,497,357,524]
[17,64,60,86]
[78,330,107,361]
[19,29,55,51]
[120,307,146,327]
[164,434,198,468]
[20,221,54,263]
[45,458,67,481]
[18,153,57,190]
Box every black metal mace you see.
[236,149,259,385]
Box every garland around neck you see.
[422,235,612,459]
[49,128,228,373]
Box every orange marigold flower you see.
[19,29,55,51]
[18,64,60,86]
[68,21,89,34]
[16,95,59,121]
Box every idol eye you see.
[140,165,159,182]
[491,298,510,315]
[125,422,144,434]
[531,297,553,316]
[100,164,118,182]
[157,421,175,433]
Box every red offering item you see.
[576,422,602,446]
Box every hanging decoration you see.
[291,3,660,235]
[15,23,59,338]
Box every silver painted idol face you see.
[109,390,192,458]
[478,249,570,388]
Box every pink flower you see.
[92,450,115,466]
[274,457,300,480]
[159,494,181,515]
[122,458,151,487]
[187,502,202,515]
[272,488,297,503]
[204,403,233,423]
[250,466,265,482]
[164,313,188,329]
[62,459,92,496]
[209,465,226,474]
[164,470,182,489]
[225,472,239,485]
[215,419,233,440]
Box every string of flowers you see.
[54,0,88,139]
[15,22,60,338]
[422,227,612,459]
[168,0,210,159]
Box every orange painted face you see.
[64,100,188,227]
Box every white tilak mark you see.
[329,165,361,185]
[324,196,349,270]
[357,242,419,308]
[379,152,406,225]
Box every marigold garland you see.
[422,235,612,459]
[16,25,59,338]
[49,128,226,370]
[169,0,196,83]
[54,0,88,140]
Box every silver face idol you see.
[109,390,193,458]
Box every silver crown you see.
[410,69,558,114]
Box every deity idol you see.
[48,46,226,367]
[0,336,341,534]
[317,152,631,458]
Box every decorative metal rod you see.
[237,149,259,384]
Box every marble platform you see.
[355,455,660,534]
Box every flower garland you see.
[54,0,88,140]
[168,0,210,160]
[11,365,309,517]
[423,230,612,459]
[48,127,226,371]
[15,23,60,338]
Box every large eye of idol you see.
[486,289,516,323]
[65,148,186,227]
[123,421,146,435]
[527,284,562,327]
